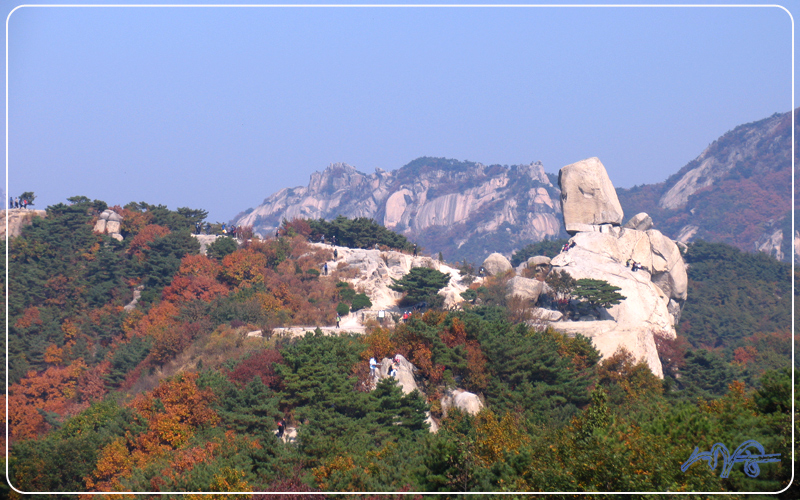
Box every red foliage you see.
[280,218,312,238]
[77,361,111,402]
[226,349,285,390]
[653,330,691,378]
[161,275,229,304]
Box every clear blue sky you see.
[5,1,795,223]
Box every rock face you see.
[377,355,419,395]
[0,209,46,238]
[93,209,124,241]
[482,253,512,276]
[233,158,565,263]
[546,158,689,378]
[441,389,483,417]
[558,157,624,234]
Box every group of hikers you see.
[369,354,403,379]
[625,259,643,272]
[320,234,338,246]
[561,241,577,252]
[194,221,242,238]
[9,196,29,209]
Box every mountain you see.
[616,109,794,261]
[232,157,567,263]
[234,109,794,263]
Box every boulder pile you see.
[543,157,688,377]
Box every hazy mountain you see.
[234,109,794,263]
[616,109,794,261]
[232,157,567,263]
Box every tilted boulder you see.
[482,252,512,276]
[558,157,624,234]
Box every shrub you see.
[336,303,350,316]
[350,293,372,311]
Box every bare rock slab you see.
[558,157,624,234]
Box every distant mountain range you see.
[233,109,795,263]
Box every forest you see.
[2,198,796,498]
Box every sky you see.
[4,1,796,223]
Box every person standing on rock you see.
[336,314,340,328]
[321,234,325,244]
[369,357,378,379]
[323,262,328,276]
[333,248,338,260]
[8,197,12,209]
[412,243,417,257]
[22,198,27,209]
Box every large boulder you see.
[378,354,419,395]
[93,209,124,240]
[558,157,624,234]
[482,252,512,276]
[506,276,544,301]
[441,389,483,417]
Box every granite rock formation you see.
[558,157,624,234]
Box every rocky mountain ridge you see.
[233,158,565,264]
[234,109,794,263]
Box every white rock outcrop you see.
[93,209,124,241]
[324,244,468,312]
[558,157,624,234]
[546,157,689,378]
[506,276,544,301]
[0,209,46,238]
[377,354,419,395]
[441,389,483,417]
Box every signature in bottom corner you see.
[681,439,780,478]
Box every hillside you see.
[3,197,795,496]
[616,109,794,261]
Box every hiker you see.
[321,234,325,244]
[323,262,328,276]
[276,419,285,439]
[389,359,397,377]
[22,198,27,209]
[625,259,631,268]
[231,225,237,239]
[8,197,12,209]
[336,314,340,328]
[369,357,378,378]
[570,241,576,249]
[412,243,417,257]
[195,222,201,235]
[332,235,337,246]
[221,222,227,234]
[479,266,485,277]
[14,197,18,209]
[631,262,639,272]
[333,248,338,260]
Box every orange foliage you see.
[221,249,268,287]
[118,206,153,236]
[440,317,466,348]
[127,224,170,259]
[8,360,89,440]
[77,361,111,402]
[177,254,222,279]
[135,301,180,338]
[161,275,229,304]
[43,344,64,365]
[87,373,220,492]
[61,318,79,340]
[14,306,42,329]
[472,409,529,467]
